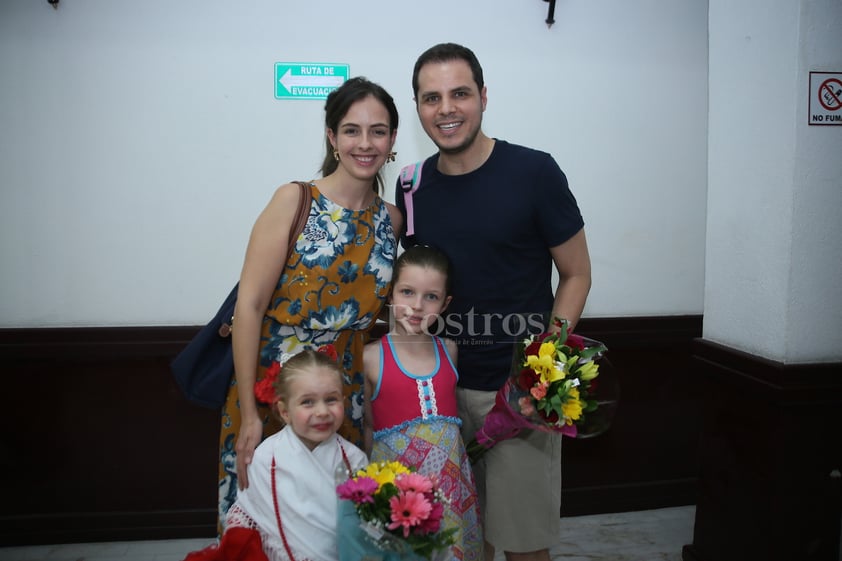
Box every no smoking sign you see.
[809,71,842,125]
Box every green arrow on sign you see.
[275,63,350,100]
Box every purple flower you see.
[337,476,379,504]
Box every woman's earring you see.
[333,149,340,161]
[387,151,397,163]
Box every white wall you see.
[705,0,842,363]
[0,0,709,327]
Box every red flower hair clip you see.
[317,343,338,362]
[254,361,282,405]
[253,344,340,405]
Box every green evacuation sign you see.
[275,62,349,100]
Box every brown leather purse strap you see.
[288,181,312,255]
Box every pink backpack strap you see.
[399,160,424,236]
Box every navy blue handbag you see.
[171,283,239,408]
[170,182,311,408]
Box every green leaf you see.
[577,347,604,361]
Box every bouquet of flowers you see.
[465,318,608,463]
[336,460,457,560]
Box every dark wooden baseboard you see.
[0,326,221,545]
[561,478,697,516]
[0,316,703,545]
[682,339,842,561]
[2,509,216,545]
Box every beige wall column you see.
[685,2,842,560]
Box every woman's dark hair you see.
[412,43,485,99]
[320,77,399,194]
[393,245,453,297]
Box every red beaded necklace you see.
[270,437,352,561]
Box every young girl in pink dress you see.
[362,245,483,561]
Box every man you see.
[396,43,592,561]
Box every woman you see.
[218,77,402,529]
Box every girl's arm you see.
[361,341,381,457]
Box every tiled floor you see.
[546,506,694,561]
[0,505,695,561]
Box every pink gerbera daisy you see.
[394,472,434,494]
[336,476,379,504]
[387,491,432,537]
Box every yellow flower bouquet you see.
[465,318,607,463]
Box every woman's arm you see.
[232,182,302,489]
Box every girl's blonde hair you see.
[273,349,344,403]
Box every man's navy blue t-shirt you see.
[395,140,584,391]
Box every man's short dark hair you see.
[412,43,485,99]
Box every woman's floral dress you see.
[217,183,396,529]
